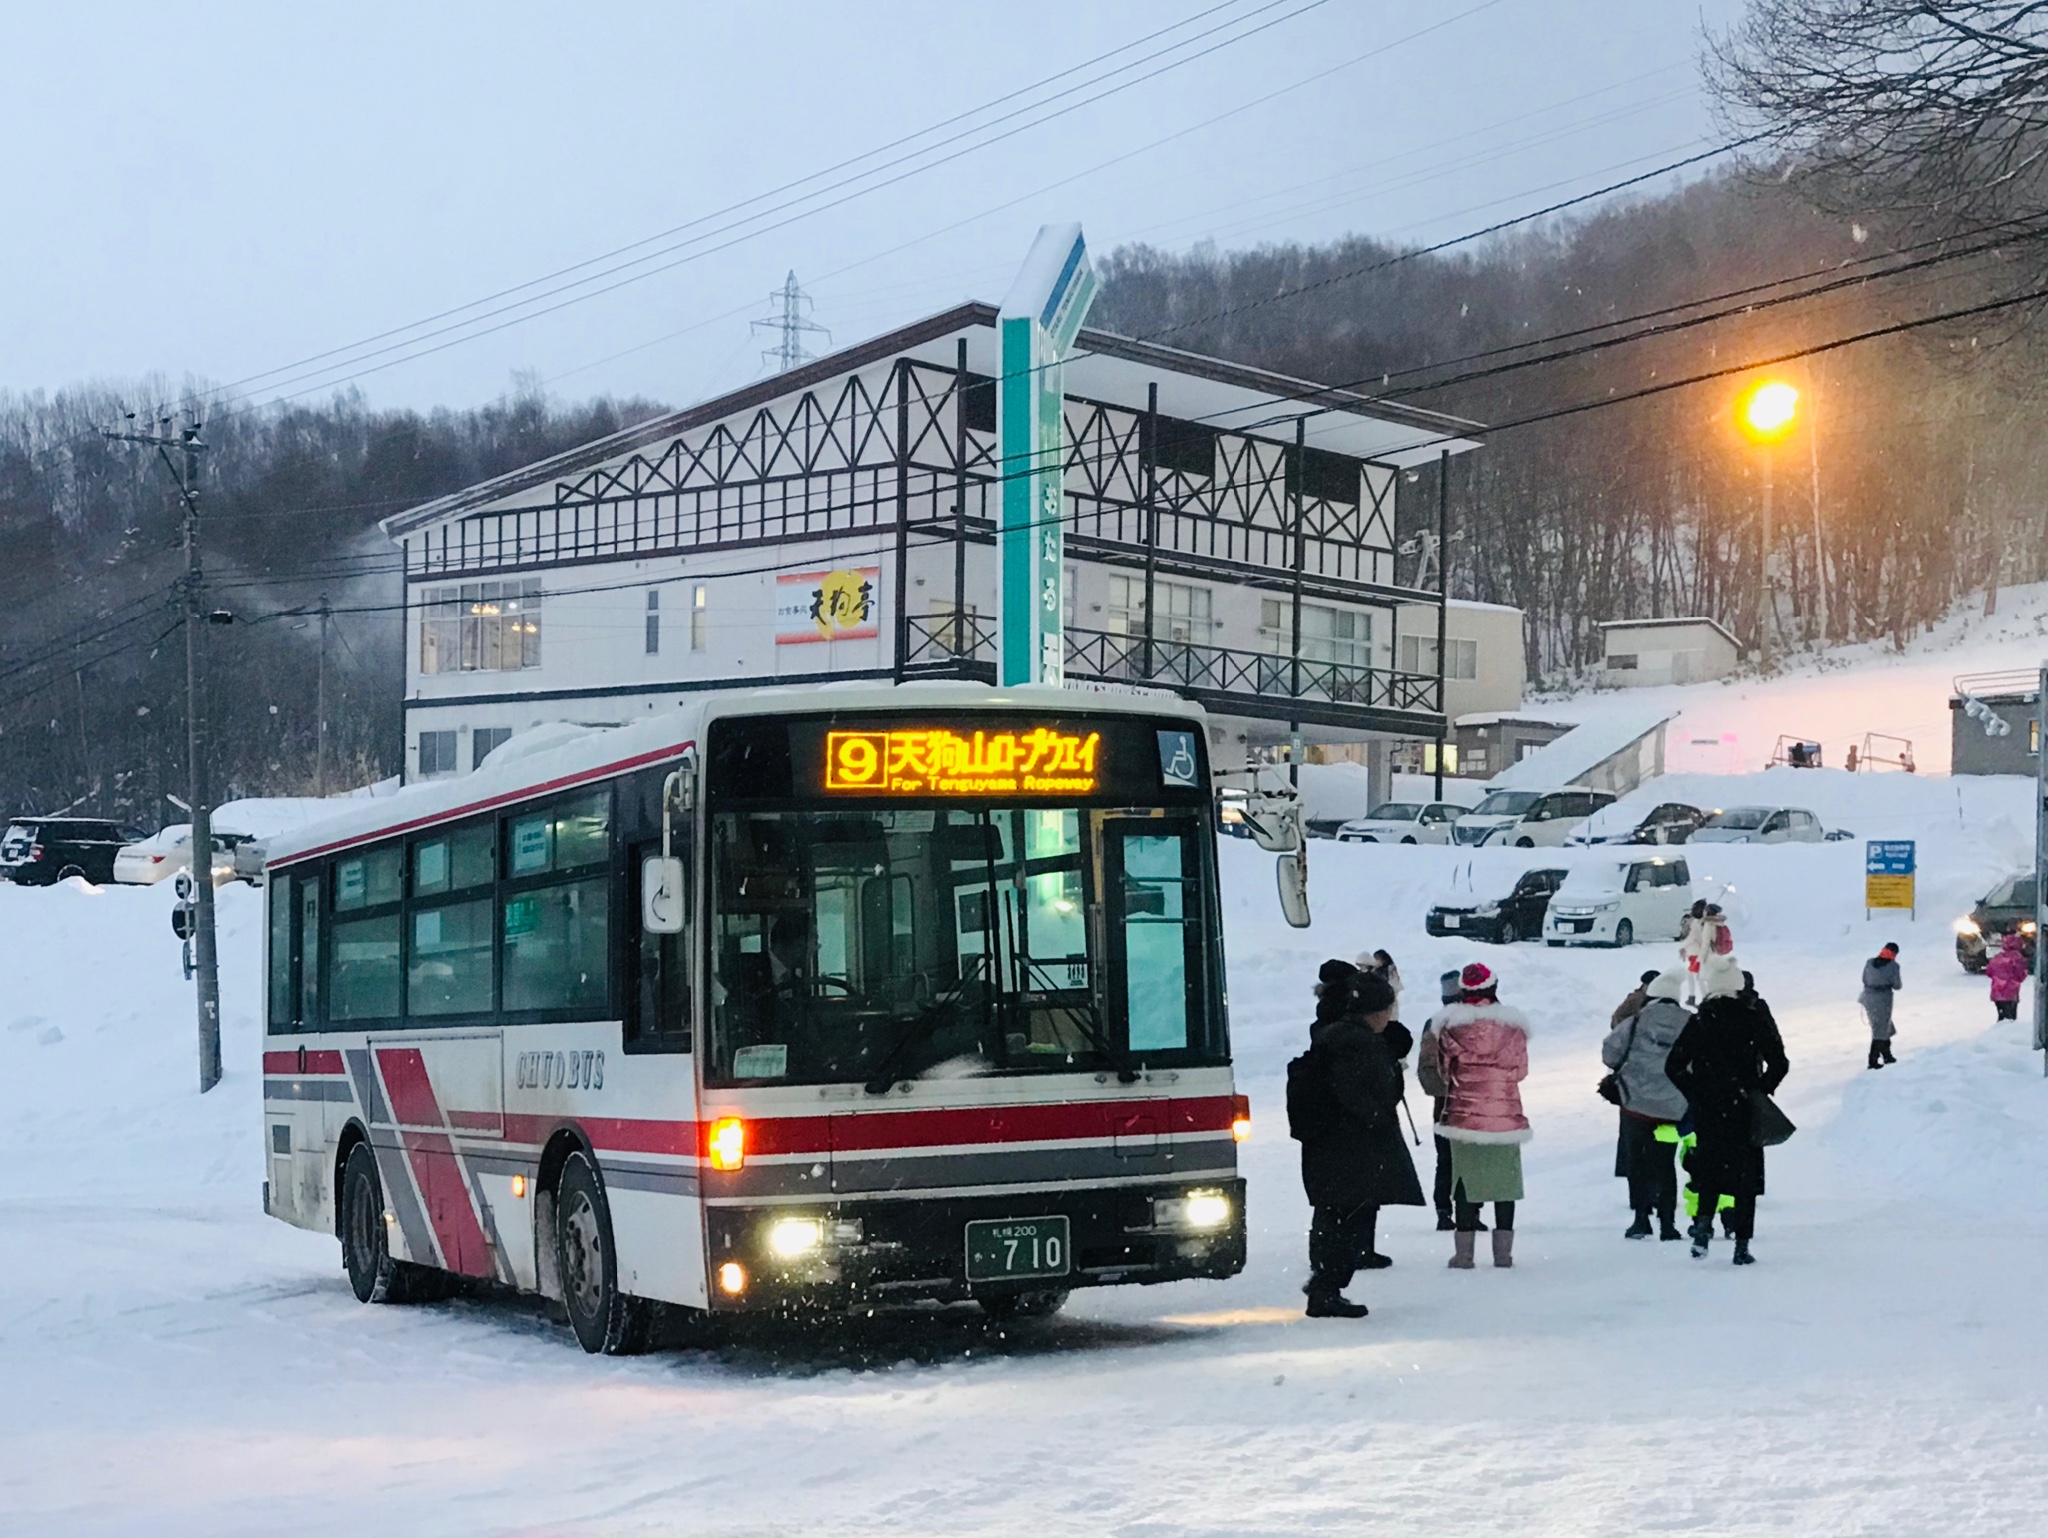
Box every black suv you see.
[1955,872,2037,973]
[1426,867,1567,945]
[0,817,145,886]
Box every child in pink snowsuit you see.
[1988,932,2029,1022]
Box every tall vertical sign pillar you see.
[999,223,1097,687]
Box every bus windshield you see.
[708,803,1223,1087]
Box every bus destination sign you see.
[825,726,1101,796]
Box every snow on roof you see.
[1486,708,1675,791]
[1453,712,1575,729]
[1598,616,1741,648]
[264,682,1206,867]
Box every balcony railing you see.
[902,615,1440,717]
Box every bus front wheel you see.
[556,1150,651,1355]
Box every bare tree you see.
[1707,2,2048,237]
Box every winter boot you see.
[1731,1238,1754,1266]
[1491,1228,1515,1269]
[1448,1230,1477,1269]
[1689,1218,1712,1259]
[1305,1288,1369,1318]
[1880,1040,1897,1065]
[1658,1214,1683,1242]
[1361,1252,1394,1270]
[1435,1209,1455,1232]
[1625,1214,1653,1240]
[1867,1041,1884,1070]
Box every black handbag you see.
[1749,1089,1796,1147]
[1597,1017,1638,1106]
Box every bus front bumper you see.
[703,1178,1248,1309]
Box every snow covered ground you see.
[11,630,2048,1534]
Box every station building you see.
[381,302,1488,785]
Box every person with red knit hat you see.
[1421,960,1531,1269]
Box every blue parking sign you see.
[1866,841,1915,876]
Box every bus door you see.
[1104,815,1209,1172]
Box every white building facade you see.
[384,304,1481,781]
[1598,617,1740,687]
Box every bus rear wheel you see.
[341,1142,443,1304]
[556,1150,651,1355]
[978,1289,1069,1322]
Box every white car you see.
[1336,801,1465,845]
[1452,787,1617,848]
[1688,806,1825,845]
[1543,855,1693,947]
[112,824,251,886]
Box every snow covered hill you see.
[1532,579,2048,775]
[10,731,2048,1534]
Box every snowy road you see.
[9,772,2048,1535]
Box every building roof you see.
[1485,708,1675,792]
[1453,712,1574,730]
[382,302,1484,541]
[1597,616,1741,649]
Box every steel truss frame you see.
[403,354,1445,735]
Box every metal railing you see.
[1062,627,1440,714]
[903,611,998,669]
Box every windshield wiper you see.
[862,996,963,1096]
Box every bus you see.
[259,682,1251,1353]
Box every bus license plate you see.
[965,1216,1071,1282]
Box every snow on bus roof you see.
[264,682,1207,868]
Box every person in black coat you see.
[1299,961,1425,1317]
[1663,963,1789,1266]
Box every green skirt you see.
[1449,1140,1525,1203]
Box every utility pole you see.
[751,270,831,373]
[1756,448,1775,671]
[105,414,222,1093]
[317,595,330,798]
[1434,449,1451,802]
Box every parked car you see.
[1688,806,1826,844]
[1336,801,1465,845]
[1426,866,1567,944]
[1955,872,2038,973]
[1452,786,1616,848]
[1569,801,1712,847]
[0,817,147,886]
[112,824,251,886]
[1542,855,1693,947]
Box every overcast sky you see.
[0,0,1746,415]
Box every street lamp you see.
[1736,380,1800,667]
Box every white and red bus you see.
[260,682,1250,1352]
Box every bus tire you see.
[340,1142,442,1304]
[978,1289,1068,1322]
[556,1150,651,1355]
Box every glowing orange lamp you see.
[1737,379,1800,442]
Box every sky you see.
[0,0,1747,417]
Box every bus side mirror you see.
[642,856,684,934]
[1276,848,1311,929]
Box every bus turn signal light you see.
[1231,1095,1252,1144]
[718,1261,747,1295]
[707,1117,747,1171]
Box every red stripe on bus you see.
[261,1049,346,1075]
[270,737,696,869]
[375,1047,493,1276]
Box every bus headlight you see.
[767,1217,824,1258]
[1154,1190,1232,1231]
[707,1116,746,1171]
[718,1261,747,1295]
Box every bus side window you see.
[268,877,294,1032]
[629,838,691,1052]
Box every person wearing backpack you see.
[1291,961,1424,1318]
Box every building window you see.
[1606,653,1639,671]
[472,727,513,770]
[1267,601,1372,669]
[1111,576,1210,643]
[691,585,707,651]
[418,730,458,777]
[419,579,542,674]
[1399,635,1477,679]
[645,590,660,655]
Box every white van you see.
[1542,855,1693,947]
[1454,787,1617,848]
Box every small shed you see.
[1599,617,1741,686]
[1452,713,1575,779]
[1951,670,2040,776]
[1487,709,1673,798]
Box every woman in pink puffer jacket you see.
[1420,961,1530,1270]
[1988,932,2030,1022]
